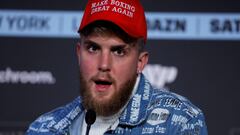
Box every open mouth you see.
[92,77,114,92]
[95,80,112,85]
[94,80,113,91]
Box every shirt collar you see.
[118,73,154,126]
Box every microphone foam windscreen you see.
[85,109,96,125]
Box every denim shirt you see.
[26,74,208,135]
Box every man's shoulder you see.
[26,97,83,134]
[150,88,204,118]
[143,88,208,134]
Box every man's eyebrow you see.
[83,40,100,47]
[110,44,129,50]
[83,39,129,50]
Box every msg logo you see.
[143,64,178,89]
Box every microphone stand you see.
[85,124,91,135]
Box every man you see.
[26,0,208,135]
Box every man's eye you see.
[87,45,98,53]
[113,49,125,56]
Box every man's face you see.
[77,32,148,116]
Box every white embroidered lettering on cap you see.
[110,0,135,12]
[91,0,108,8]
[91,0,110,14]
[111,0,135,18]
[90,0,135,18]
[91,5,110,14]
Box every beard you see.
[79,71,137,117]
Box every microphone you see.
[85,109,96,135]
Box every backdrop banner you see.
[0,1,240,135]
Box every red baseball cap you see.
[78,0,147,43]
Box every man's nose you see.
[98,51,111,72]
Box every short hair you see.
[79,21,145,53]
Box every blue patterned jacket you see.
[26,74,208,135]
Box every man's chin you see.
[92,94,112,103]
[91,87,113,98]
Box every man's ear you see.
[137,51,149,74]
